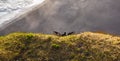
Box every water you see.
[0,0,45,25]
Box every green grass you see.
[0,32,119,61]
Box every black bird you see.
[53,31,75,36]
[61,32,66,36]
[67,32,75,35]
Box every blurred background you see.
[0,0,120,35]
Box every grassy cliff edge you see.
[0,32,119,61]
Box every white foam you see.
[0,0,45,26]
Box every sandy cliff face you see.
[0,0,120,35]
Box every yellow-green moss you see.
[0,32,119,61]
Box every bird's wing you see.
[53,31,61,35]
[67,32,74,35]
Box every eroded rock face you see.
[0,0,120,35]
